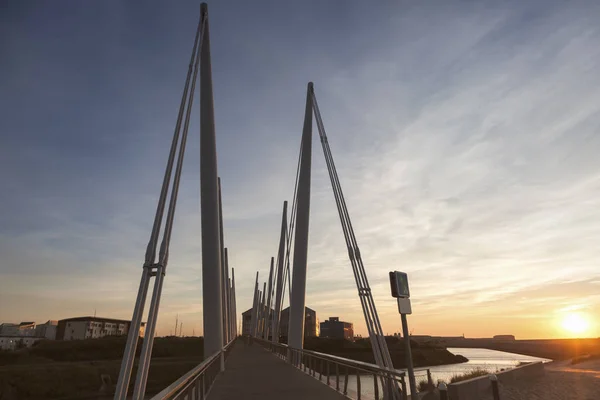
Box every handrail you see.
[253,337,408,400]
[256,338,405,378]
[305,349,406,378]
[150,338,236,400]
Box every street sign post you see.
[389,271,417,399]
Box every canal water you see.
[342,347,551,398]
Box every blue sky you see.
[1,0,599,339]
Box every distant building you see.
[35,320,58,340]
[320,317,353,340]
[0,322,37,337]
[0,336,42,351]
[241,306,318,338]
[279,307,319,338]
[241,306,274,337]
[493,335,516,341]
[241,309,253,336]
[0,323,19,336]
[56,317,145,341]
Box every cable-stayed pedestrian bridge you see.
[112,4,412,400]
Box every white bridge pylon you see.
[252,83,401,398]
[114,4,236,399]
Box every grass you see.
[449,367,490,383]
[571,353,600,365]
[417,378,431,392]
[0,336,206,399]
[0,336,204,366]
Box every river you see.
[343,347,551,398]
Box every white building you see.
[0,322,37,337]
[35,320,58,340]
[57,317,145,340]
[0,323,19,336]
[0,336,42,351]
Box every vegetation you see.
[571,353,600,365]
[301,336,468,369]
[0,336,205,399]
[417,378,431,392]
[0,336,203,366]
[449,367,490,383]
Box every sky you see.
[1,0,600,340]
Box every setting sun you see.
[561,312,590,335]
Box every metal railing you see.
[254,337,409,400]
[149,339,236,400]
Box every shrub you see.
[417,378,430,392]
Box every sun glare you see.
[561,312,590,335]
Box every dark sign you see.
[389,271,410,298]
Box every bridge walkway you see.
[208,340,349,400]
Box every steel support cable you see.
[158,19,204,267]
[279,135,303,317]
[312,93,400,397]
[312,96,391,357]
[310,95,385,368]
[114,15,204,400]
[312,106,394,396]
[144,16,205,266]
[312,93,387,342]
[282,151,300,311]
[132,16,205,399]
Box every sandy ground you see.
[481,359,600,400]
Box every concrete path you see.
[481,359,600,400]
[208,341,348,400]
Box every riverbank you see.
[441,337,600,361]
[302,337,468,368]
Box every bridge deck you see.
[208,341,348,400]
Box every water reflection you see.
[343,347,551,398]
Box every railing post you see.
[220,349,225,372]
[373,374,379,400]
[438,382,447,400]
[327,361,330,385]
[357,369,361,400]
[336,364,340,391]
[195,377,202,400]
[427,369,433,390]
[490,374,500,400]
[400,375,407,400]
[387,376,394,400]
[344,366,349,395]
[319,359,323,381]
